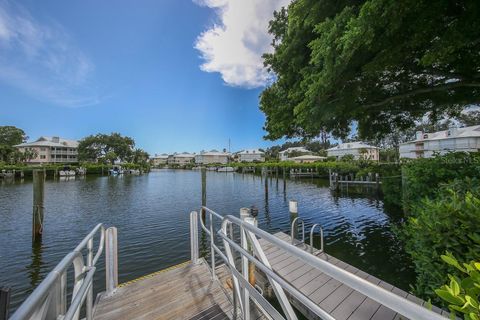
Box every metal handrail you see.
[11,224,107,320]
[193,207,445,320]
[290,217,304,245]
[310,224,324,253]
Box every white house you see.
[15,136,79,164]
[399,125,480,159]
[237,149,265,162]
[290,155,326,163]
[195,150,230,164]
[327,142,380,161]
[279,147,313,161]
[170,152,196,165]
[151,153,169,166]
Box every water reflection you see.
[27,240,44,292]
[0,170,414,312]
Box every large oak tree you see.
[260,0,480,140]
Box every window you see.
[40,155,46,159]
[423,134,428,139]
[40,147,46,151]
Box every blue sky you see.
[0,0,291,154]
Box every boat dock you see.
[256,232,448,320]
[11,207,450,320]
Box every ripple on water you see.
[0,170,414,311]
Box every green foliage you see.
[78,133,138,164]
[0,126,28,164]
[436,253,480,320]
[402,152,480,209]
[0,126,27,146]
[401,179,480,303]
[261,0,480,140]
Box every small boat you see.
[217,166,235,172]
[59,170,76,177]
[109,166,124,175]
[76,167,87,175]
[207,167,217,171]
[125,169,140,175]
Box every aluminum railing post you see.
[210,212,216,280]
[190,211,200,265]
[86,238,93,320]
[105,227,118,295]
[240,208,251,320]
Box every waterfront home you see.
[151,153,169,166]
[327,142,380,161]
[237,149,265,162]
[195,150,230,164]
[170,152,196,165]
[399,125,480,158]
[279,147,313,161]
[15,136,79,164]
[291,155,326,163]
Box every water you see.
[0,170,414,312]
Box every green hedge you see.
[400,178,480,304]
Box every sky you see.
[0,0,291,154]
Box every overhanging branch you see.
[363,81,480,109]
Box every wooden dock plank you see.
[256,232,448,320]
[93,260,234,320]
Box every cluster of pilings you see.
[329,169,381,192]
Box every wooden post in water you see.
[0,287,10,320]
[32,169,45,242]
[201,167,207,222]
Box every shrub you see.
[401,179,480,303]
[436,253,480,320]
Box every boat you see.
[217,166,235,172]
[76,167,87,175]
[59,170,76,177]
[109,165,124,175]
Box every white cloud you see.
[194,0,290,88]
[0,1,99,107]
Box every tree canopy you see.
[78,133,143,164]
[0,126,31,164]
[260,0,480,141]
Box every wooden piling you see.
[0,287,10,320]
[32,170,45,242]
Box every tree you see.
[0,126,27,146]
[456,110,480,127]
[0,126,28,163]
[261,0,480,141]
[130,148,150,165]
[78,133,135,164]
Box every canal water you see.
[0,169,414,312]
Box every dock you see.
[256,232,448,320]
[11,209,450,320]
[94,260,233,320]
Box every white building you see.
[151,153,169,166]
[15,136,79,164]
[399,125,480,159]
[170,152,196,165]
[290,155,326,163]
[279,147,313,161]
[195,150,230,164]
[237,149,265,162]
[327,142,379,161]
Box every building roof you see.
[400,125,480,144]
[174,152,196,158]
[327,142,378,151]
[279,147,311,154]
[15,136,79,148]
[153,153,169,159]
[237,149,264,155]
[197,151,231,156]
[291,155,326,160]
